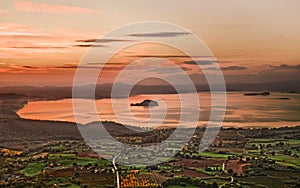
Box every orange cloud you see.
[0,64,47,74]
[0,23,97,60]
[14,0,100,14]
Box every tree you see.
[218,140,223,147]
[74,172,80,178]
[271,151,275,156]
[260,150,264,155]
[212,182,219,188]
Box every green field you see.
[248,138,300,146]
[199,151,229,159]
[20,162,47,177]
[56,157,111,167]
[270,155,300,167]
[237,176,285,188]
[49,153,76,159]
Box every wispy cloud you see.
[53,64,106,69]
[76,38,136,43]
[127,54,212,58]
[269,64,300,71]
[0,23,42,37]
[0,63,88,74]
[0,63,47,73]
[74,38,136,48]
[197,65,247,71]
[183,60,218,65]
[222,66,247,71]
[14,0,100,14]
[128,32,192,38]
[0,23,102,54]
[73,44,105,48]
[11,46,68,49]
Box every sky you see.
[0,0,300,86]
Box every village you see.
[0,125,299,187]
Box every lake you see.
[17,92,300,128]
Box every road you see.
[220,163,234,187]
[113,153,121,188]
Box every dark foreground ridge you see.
[0,116,300,187]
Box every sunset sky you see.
[0,0,300,86]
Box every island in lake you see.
[244,92,270,96]
[130,99,159,107]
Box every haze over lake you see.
[18,92,300,128]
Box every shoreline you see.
[1,92,299,130]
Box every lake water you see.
[17,92,300,128]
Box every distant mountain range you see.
[0,81,299,100]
